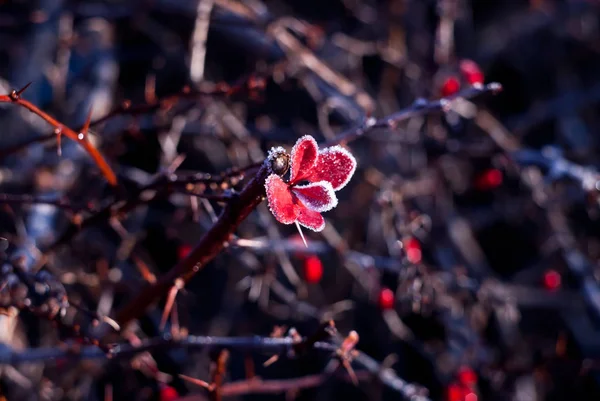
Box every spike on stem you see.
[81,108,93,136]
[0,87,117,186]
[295,221,308,248]
[10,82,32,101]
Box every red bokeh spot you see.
[304,255,323,284]
[459,59,485,85]
[178,244,192,260]
[543,269,561,291]
[405,237,422,264]
[379,288,395,310]
[441,76,461,97]
[160,385,179,401]
[474,169,503,191]
[446,383,469,401]
[457,366,478,387]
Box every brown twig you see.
[0,83,117,186]
[111,83,503,330]
[114,162,271,327]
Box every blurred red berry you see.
[379,288,395,310]
[178,244,192,260]
[160,385,179,401]
[474,169,503,191]
[543,269,561,291]
[441,76,461,97]
[405,237,422,264]
[446,383,469,401]
[457,366,478,387]
[304,255,323,283]
[459,59,485,85]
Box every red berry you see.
[446,383,469,401]
[178,244,192,260]
[379,288,395,310]
[543,269,561,291]
[441,76,461,97]
[457,366,478,387]
[160,385,179,401]
[459,59,485,86]
[474,169,503,191]
[405,237,422,264]
[304,255,323,284]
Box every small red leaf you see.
[290,135,319,184]
[265,174,298,225]
[292,181,337,212]
[296,206,326,232]
[304,255,323,283]
[309,146,357,191]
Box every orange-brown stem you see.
[0,85,117,186]
[114,162,269,327]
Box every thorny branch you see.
[112,82,502,328]
[0,83,118,186]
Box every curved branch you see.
[0,84,117,186]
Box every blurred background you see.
[2,0,600,400]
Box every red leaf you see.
[291,181,337,212]
[296,206,326,232]
[265,175,298,224]
[308,146,357,191]
[290,135,319,184]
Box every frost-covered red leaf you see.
[308,146,357,191]
[265,174,298,224]
[290,135,319,184]
[291,181,337,213]
[264,135,357,233]
[296,206,326,232]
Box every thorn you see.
[81,108,93,136]
[295,221,308,248]
[10,82,32,100]
[179,374,212,390]
[263,354,279,367]
[159,278,184,331]
[488,82,503,94]
[102,316,121,332]
[343,360,359,385]
[55,127,62,157]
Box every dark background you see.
[2,1,600,401]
